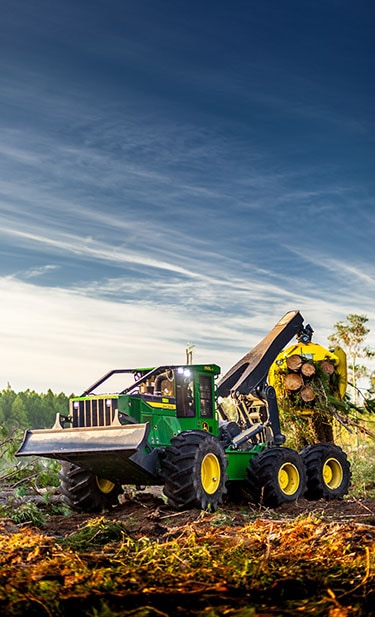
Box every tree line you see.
[0,385,71,430]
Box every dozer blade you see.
[16,422,160,486]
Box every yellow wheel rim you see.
[96,477,115,494]
[201,453,221,494]
[278,462,300,496]
[323,458,343,490]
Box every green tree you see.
[8,394,29,428]
[17,389,64,429]
[20,389,42,428]
[54,392,70,417]
[0,384,17,424]
[0,387,70,430]
[328,314,374,405]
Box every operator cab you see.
[175,368,215,419]
[122,363,220,426]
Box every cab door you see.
[195,372,217,435]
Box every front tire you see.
[58,462,123,512]
[300,443,351,500]
[161,431,228,511]
[247,447,306,508]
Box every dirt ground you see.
[37,486,375,539]
[1,487,375,616]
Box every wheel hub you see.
[96,477,116,494]
[323,458,343,490]
[201,453,221,494]
[278,462,300,495]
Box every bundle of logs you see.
[283,355,336,402]
[276,354,337,449]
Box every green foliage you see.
[0,385,70,430]
[328,313,374,402]
[364,396,375,414]
[59,518,130,550]
[4,501,46,526]
[88,603,119,617]
[328,313,370,348]
[334,411,375,499]
[350,445,375,500]
[0,423,23,462]
[0,488,70,524]
[0,423,60,486]
[0,423,68,525]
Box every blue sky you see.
[1,0,374,394]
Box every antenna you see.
[185,342,195,365]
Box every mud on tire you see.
[300,443,351,500]
[160,430,228,511]
[247,447,306,508]
[58,462,123,513]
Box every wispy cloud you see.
[21,265,58,279]
[0,223,199,278]
[284,245,375,291]
[0,274,361,394]
[0,2,373,394]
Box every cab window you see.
[199,374,213,418]
[176,370,195,417]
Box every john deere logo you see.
[202,422,209,431]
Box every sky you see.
[1,0,374,395]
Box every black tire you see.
[58,462,123,513]
[160,430,228,511]
[247,447,306,508]
[300,443,351,500]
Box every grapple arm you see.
[216,310,308,446]
[216,310,305,398]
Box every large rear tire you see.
[300,443,351,500]
[247,447,306,508]
[58,462,123,513]
[161,430,228,511]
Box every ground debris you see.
[0,491,374,616]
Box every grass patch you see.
[59,517,131,550]
[333,412,375,499]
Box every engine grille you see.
[71,398,119,428]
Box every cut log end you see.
[284,372,304,392]
[301,362,316,378]
[285,354,303,372]
[300,385,316,402]
[320,360,335,375]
